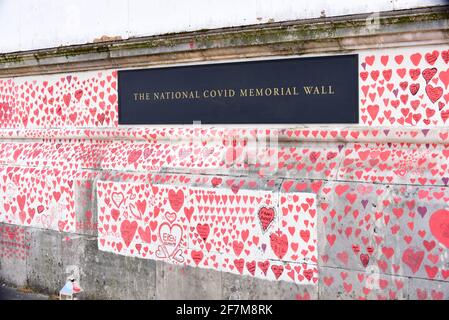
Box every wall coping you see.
[0,5,448,78]
[0,126,448,145]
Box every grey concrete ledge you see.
[0,126,448,145]
[0,5,448,77]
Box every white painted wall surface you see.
[0,0,446,53]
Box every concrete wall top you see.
[1,0,447,54]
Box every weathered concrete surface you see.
[318,266,410,300]
[0,255,27,287]
[222,272,318,300]
[156,262,222,300]
[0,226,28,287]
[26,229,65,295]
[57,232,157,299]
[0,223,318,299]
[1,225,157,299]
[409,278,449,300]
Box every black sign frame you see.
[118,54,359,124]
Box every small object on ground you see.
[59,276,83,300]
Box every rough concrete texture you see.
[0,225,28,286]
[1,223,319,299]
[26,229,65,295]
[156,262,222,300]
[221,272,318,300]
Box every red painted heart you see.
[168,189,184,212]
[120,220,138,247]
[429,209,449,248]
[425,84,443,103]
[258,207,275,232]
[270,231,288,260]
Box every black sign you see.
[118,54,358,124]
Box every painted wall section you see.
[0,0,446,53]
[1,45,449,299]
[0,46,449,128]
[97,181,318,284]
[359,48,449,126]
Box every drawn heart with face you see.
[158,222,183,257]
[429,209,449,248]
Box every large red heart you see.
[425,84,443,103]
[17,195,26,211]
[168,189,184,212]
[429,209,449,248]
[196,223,210,241]
[402,247,424,274]
[191,250,203,265]
[128,150,142,164]
[136,199,147,216]
[270,231,288,260]
[138,226,152,243]
[422,68,437,83]
[258,207,275,232]
[120,220,137,247]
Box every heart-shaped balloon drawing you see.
[155,245,167,259]
[165,212,177,224]
[429,209,449,248]
[172,248,185,263]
